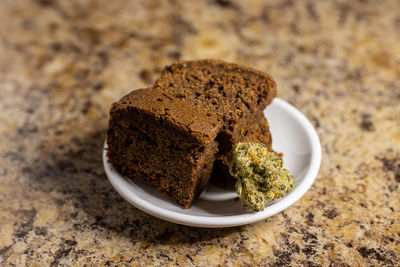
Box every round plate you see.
[103,98,321,228]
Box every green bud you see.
[227,142,295,212]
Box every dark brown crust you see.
[113,88,221,145]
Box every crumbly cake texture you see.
[107,88,222,208]
[211,111,273,188]
[107,59,277,207]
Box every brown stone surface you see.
[0,0,399,266]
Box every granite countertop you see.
[0,0,399,266]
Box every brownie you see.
[154,59,277,184]
[107,60,277,207]
[106,88,222,208]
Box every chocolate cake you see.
[106,88,221,208]
[107,59,277,207]
[154,59,277,185]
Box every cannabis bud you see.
[227,142,295,212]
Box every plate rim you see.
[103,98,321,228]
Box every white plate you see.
[103,98,321,228]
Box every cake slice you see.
[106,88,222,208]
[154,59,277,184]
[154,59,277,154]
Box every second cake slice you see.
[154,59,277,186]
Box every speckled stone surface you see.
[0,0,399,266]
